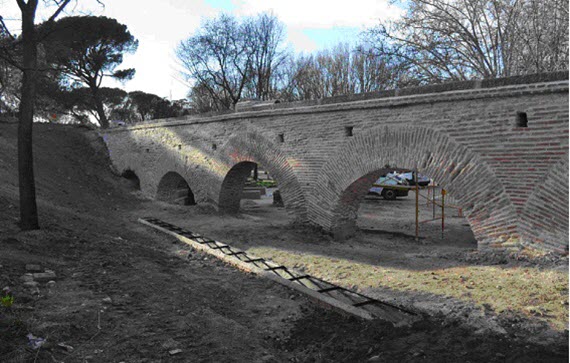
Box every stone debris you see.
[169,349,183,355]
[57,343,74,352]
[25,264,42,273]
[102,297,112,304]
[20,274,34,282]
[33,270,56,282]
[23,281,39,288]
[161,338,179,349]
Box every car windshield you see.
[375,172,405,186]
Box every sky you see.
[1,0,402,100]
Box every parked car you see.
[398,171,431,186]
[368,172,409,200]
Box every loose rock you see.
[23,281,39,288]
[33,270,56,282]
[25,264,42,273]
[57,343,74,352]
[20,274,34,282]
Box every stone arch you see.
[309,125,518,249]
[520,154,569,252]
[156,171,196,205]
[115,163,156,197]
[120,169,141,190]
[149,149,215,205]
[217,131,307,221]
[219,161,257,213]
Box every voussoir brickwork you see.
[101,72,569,253]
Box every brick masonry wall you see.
[101,76,569,252]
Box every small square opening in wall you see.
[345,126,354,137]
[516,112,528,128]
[278,133,285,143]
[177,144,182,150]
[212,143,217,150]
[146,148,150,153]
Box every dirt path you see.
[0,122,567,362]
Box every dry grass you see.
[249,247,569,331]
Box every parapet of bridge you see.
[101,72,569,253]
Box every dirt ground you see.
[0,121,568,362]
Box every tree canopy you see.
[127,90,186,121]
[40,15,138,128]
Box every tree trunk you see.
[90,85,109,128]
[18,2,39,230]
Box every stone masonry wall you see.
[101,74,569,253]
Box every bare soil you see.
[0,121,568,362]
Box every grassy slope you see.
[249,247,569,331]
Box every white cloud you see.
[286,28,318,52]
[233,0,402,28]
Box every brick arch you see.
[218,161,257,213]
[309,126,518,249]
[156,171,196,205]
[120,169,141,190]
[520,154,569,252]
[150,154,213,204]
[115,164,155,196]
[217,131,307,221]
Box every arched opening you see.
[332,166,476,247]
[156,172,196,205]
[218,131,308,221]
[310,125,519,250]
[121,169,140,190]
[219,161,280,213]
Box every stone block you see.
[25,264,42,272]
[33,270,56,282]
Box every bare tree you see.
[281,53,324,100]
[187,80,226,113]
[315,45,354,97]
[0,16,21,113]
[280,43,408,101]
[244,12,287,100]
[510,0,569,74]
[177,12,289,111]
[0,58,20,114]
[364,0,568,83]
[176,14,253,111]
[351,45,411,93]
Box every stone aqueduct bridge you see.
[101,73,569,253]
